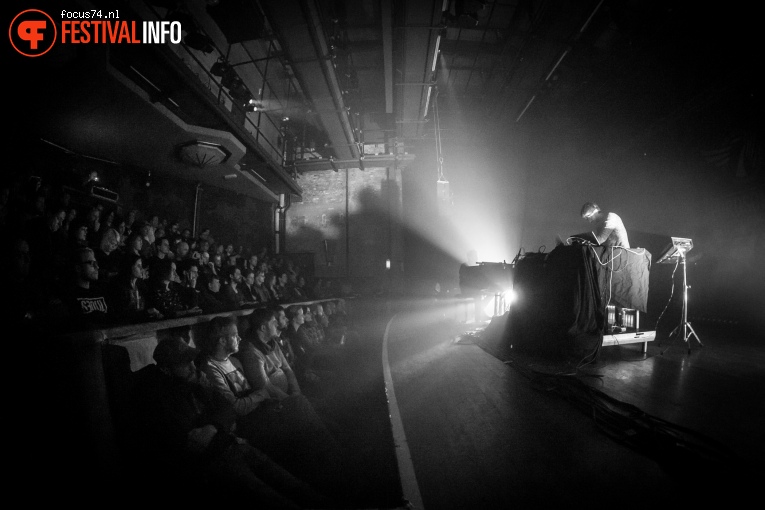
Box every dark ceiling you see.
[8,0,760,199]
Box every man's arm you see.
[201,358,270,416]
[275,343,301,396]
[237,343,288,399]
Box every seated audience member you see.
[250,270,273,304]
[113,215,126,242]
[221,265,246,309]
[95,228,121,284]
[240,269,260,306]
[198,250,213,280]
[174,240,190,263]
[266,272,282,303]
[283,305,323,387]
[177,259,201,309]
[109,253,163,322]
[242,254,259,274]
[61,247,112,329]
[199,317,353,502]
[289,274,309,301]
[275,271,290,302]
[59,207,78,242]
[148,236,171,271]
[146,259,202,318]
[84,206,101,248]
[67,220,90,255]
[123,231,144,261]
[237,308,301,400]
[198,273,227,313]
[132,336,327,508]
[324,300,348,345]
[211,252,224,276]
[166,220,181,246]
[198,316,274,418]
[271,304,297,367]
[301,305,324,346]
[309,303,330,344]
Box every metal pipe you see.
[192,182,203,237]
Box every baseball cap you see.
[153,337,198,366]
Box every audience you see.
[199,316,354,503]
[132,336,328,508]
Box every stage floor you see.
[384,299,765,509]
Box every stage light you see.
[385,259,391,270]
[503,289,517,304]
[210,59,230,77]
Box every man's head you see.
[157,237,170,255]
[227,266,242,285]
[206,274,221,294]
[243,270,256,287]
[99,228,120,254]
[178,260,199,286]
[175,241,190,260]
[271,305,288,331]
[250,308,278,342]
[205,316,240,358]
[75,247,99,285]
[47,208,66,232]
[580,202,601,223]
[153,336,199,383]
[287,305,305,327]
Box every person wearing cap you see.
[131,335,328,508]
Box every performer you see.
[576,202,630,248]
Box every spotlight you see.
[244,99,262,112]
[211,59,230,77]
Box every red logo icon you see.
[9,9,57,57]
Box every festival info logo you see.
[9,9,57,57]
[10,9,183,57]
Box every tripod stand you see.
[669,250,703,353]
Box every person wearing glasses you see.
[62,247,112,329]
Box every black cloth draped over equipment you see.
[498,245,651,361]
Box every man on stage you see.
[578,202,630,248]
